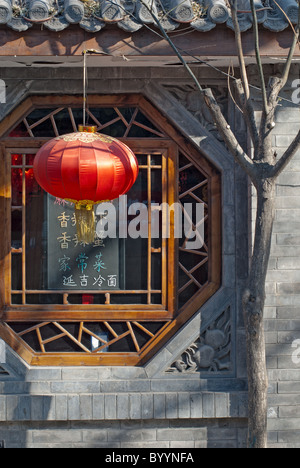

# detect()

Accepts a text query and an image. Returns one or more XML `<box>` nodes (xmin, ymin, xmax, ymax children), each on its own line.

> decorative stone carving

<box><xmin>7</xmin><ymin>16</ymin><xmax>32</xmax><ymax>30</ymax></box>
<box><xmin>0</xmin><ymin>365</ymin><xmax>9</xmax><ymax>376</ymax></box>
<box><xmin>0</xmin><ymin>0</ymin><xmax>12</xmax><ymax>24</ymax></box>
<box><xmin>167</xmin><ymin>306</ymin><xmax>231</xmax><ymax>373</ymax></box>
<box><xmin>136</xmin><ymin>0</ymin><xmax>157</xmax><ymax>23</ymax></box>
<box><xmin>45</xmin><ymin>16</ymin><xmax>70</xmax><ymax>31</ymax></box>
<box><xmin>206</xmin><ymin>0</ymin><xmax>229</xmax><ymax>24</ymax></box>
<box><xmin>80</xmin><ymin>15</ymin><xmax>105</xmax><ymax>32</ymax></box>
<box><xmin>157</xmin><ymin>15</ymin><xmax>178</xmax><ymax>31</ymax></box>
<box><xmin>191</xmin><ymin>17</ymin><xmax>216</xmax><ymax>31</ymax></box>
<box><xmin>64</xmin><ymin>0</ymin><xmax>84</xmax><ymax>24</ymax></box>
<box><xmin>164</xmin><ymin>84</ymin><xmax>228</xmax><ymax>142</ymax></box>
<box><xmin>101</xmin><ymin>0</ymin><xmax>123</xmax><ymax>21</ymax></box>
<box><xmin>161</xmin><ymin>0</ymin><xmax>194</xmax><ymax>23</ymax></box>
<box><xmin>118</xmin><ymin>16</ymin><xmax>143</xmax><ymax>32</ymax></box>
<box><xmin>226</xmin><ymin>14</ymin><xmax>252</xmax><ymax>32</ymax></box>
<box><xmin>29</xmin><ymin>0</ymin><xmax>50</xmax><ymax>20</ymax></box>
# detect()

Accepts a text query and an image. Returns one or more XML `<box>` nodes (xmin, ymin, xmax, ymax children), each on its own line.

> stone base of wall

<box><xmin>0</xmin><ymin>418</ymin><xmax>248</xmax><ymax>448</ymax></box>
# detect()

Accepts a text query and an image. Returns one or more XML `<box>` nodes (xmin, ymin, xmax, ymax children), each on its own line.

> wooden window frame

<box><xmin>0</xmin><ymin>94</ymin><xmax>222</xmax><ymax>366</ymax></box>
<box><xmin>1</xmin><ymin>139</ymin><xmax>177</xmax><ymax>322</ymax></box>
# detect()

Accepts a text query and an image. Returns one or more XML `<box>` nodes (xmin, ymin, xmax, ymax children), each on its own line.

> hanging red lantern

<box><xmin>33</xmin><ymin>130</ymin><xmax>139</xmax><ymax>242</ymax></box>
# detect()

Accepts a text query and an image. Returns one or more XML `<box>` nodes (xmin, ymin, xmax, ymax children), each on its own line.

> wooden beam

<box><xmin>0</xmin><ymin>25</ymin><xmax>298</xmax><ymax>57</ymax></box>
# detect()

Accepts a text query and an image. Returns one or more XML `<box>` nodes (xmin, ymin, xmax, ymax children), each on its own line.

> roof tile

<box><xmin>0</xmin><ymin>0</ymin><xmax>297</xmax><ymax>33</ymax></box>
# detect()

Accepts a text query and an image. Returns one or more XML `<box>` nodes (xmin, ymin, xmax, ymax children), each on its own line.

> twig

<box><xmin>229</xmin><ymin>0</ymin><xmax>259</xmax><ymax>153</ymax></box>
<box><xmin>250</xmin><ymin>0</ymin><xmax>268</xmax><ymax>115</ymax></box>
<box><xmin>272</xmin><ymin>130</ymin><xmax>300</xmax><ymax>177</ymax></box>
<box><xmin>280</xmin><ymin>2</ymin><xmax>300</xmax><ymax>88</ymax></box>
<box><xmin>138</xmin><ymin>0</ymin><xmax>203</xmax><ymax>94</ymax></box>
<box><xmin>272</xmin><ymin>0</ymin><xmax>300</xmax><ymax>49</ymax></box>
<box><xmin>229</xmin><ymin>0</ymin><xmax>251</xmax><ymax>102</ymax></box>
<box><xmin>227</xmin><ymin>65</ymin><xmax>243</xmax><ymax>115</ymax></box>
<box><xmin>203</xmin><ymin>88</ymin><xmax>256</xmax><ymax>180</ymax></box>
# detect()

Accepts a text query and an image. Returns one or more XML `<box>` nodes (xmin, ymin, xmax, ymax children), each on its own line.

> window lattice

<box><xmin>0</xmin><ymin>97</ymin><xmax>220</xmax><ymax>365</ymax></box>
<box><xmin>9</xmin><ymin>106</ymin><xmax>166</xmax><ymax>139</ymax></box>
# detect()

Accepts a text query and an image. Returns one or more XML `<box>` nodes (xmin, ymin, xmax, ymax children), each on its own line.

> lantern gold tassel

<box><xmin>75</xmin><ymin>202</ymin><xmax>95</xmax><ymax>244</ymax></box>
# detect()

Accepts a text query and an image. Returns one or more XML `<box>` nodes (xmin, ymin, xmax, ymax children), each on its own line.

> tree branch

<box><xmin>272</xmin><ymin>130</ymin><xmax>300</xmax><ymax>177</ymax></box>
<box><xmin>203</xmin><ymin>88</ymin><xmax>256</xmax><ymax>179</ymax></box>
<box><xmin>229</xmin><ymin>0</ymin><xmax>251</xmax><ymax>102</ymax></box>
<box><xmin>136</xmin><ymin>0</ymin><xmax>258</xmax><ymax>180</ymax></box>
<box><xmin>229</xmin><ymin>1</ymin><xmax>259</xmax><ymax>155</ymax></box>
<box><xmin>280</xmin><ymin>3</ymin><xmax>300</xmax><ymax>89</ymax></box>
<box><xmin>266</xmin><ymin>3</ymin><xmax>300</xmax><ymax>104</ymax></box>
<box><xmin>137</xmin><ymin>0</ymin><xmax>203</xmax><ymax>95</ymax></box>
<box><xmin>250</xmin><ymin>0</ymin><xmax>268</xmax><ymax>115</ymax></box>
<box><xmin>233</xmin><ymin>79</ymin><xmax>259</xmax><ymax>155</ymax></box>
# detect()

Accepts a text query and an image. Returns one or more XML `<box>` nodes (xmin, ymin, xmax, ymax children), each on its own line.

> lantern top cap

<box><xmin>55</xmin><ymin>132</ymin><xmax>117</xmax><ymax>144</ymax></box>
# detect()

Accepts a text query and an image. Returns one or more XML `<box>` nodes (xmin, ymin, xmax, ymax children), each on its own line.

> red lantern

<box><xmin>33</xmin><ymin>131</ymin><xmax>139</xmax><ymax>242</ymax></box>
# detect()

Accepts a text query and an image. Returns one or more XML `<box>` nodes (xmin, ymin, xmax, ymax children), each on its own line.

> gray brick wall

<box><xmin>262</xmin><ymin>81</ymin><xmax>300</xmax><ymax>448</ymax></box>
<box><xmin>0</xmin><ymin>419</ymin><xmax>248</xmax><ymax>448</ymax></box>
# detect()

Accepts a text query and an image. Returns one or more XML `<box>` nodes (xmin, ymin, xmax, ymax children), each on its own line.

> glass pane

<box><xmin>151</xmin><ymin>294</ymin><xmax>162</xmax><ymax>304</ymax></box>
<box><xmin>26</xmin><ymin>154</ymin><xmax>35</xmax><ymax>166</ymax></box>
<box><xmin>101</xmin><ymin>120</ymin><xmax>127</xmax><ymax>138</ymax></box>
<box><xmin>89</xmin><ymin>107</ymin><xmax>119</xmax><ymax>126</ymax></box>
<box><xmin>12</xmin><ymin>154</ymin><xmax>22</xmax><ymax>166</ymax></box>
<box><xmin>26</xmin><ymin>294</ymin><xmax>63</xmax><ymax>305</ymax></box>
<box><xmin>179</xmin><ymin>282</ymin><xmax>199</xmax><ymax>309</ymax></box>
<box><xmin>67</xmin><ymin>294</ymin><xmax>106</xmax><ymax>305</ymax></box>
<box><xmin>11</xmin><ymin>255</ymin><xmax>22</xmax><ymax>290</ymax></box>
<box><xmin>118</xmin><ymin>107</ymin><xmax>136</xmax><ymax>123</ymax></box>
<box><xmin>151</xmin><ymin>155</ymin><xmax>162</xmax><ymax>166</ymax></box>
<box><xmin>70</xmin><ymin>108</ymin><xmax>83</xmax><ymax>128</ymax></box>
<box><xmin>134</xmin><ymin>110</ymin><xmax>162</xmax><ymax>132</ymax></box>
<box><xmin>26</xmin><ymin>108</ymin><xmax>56</xmax><ymax>127</ymax></box>
<box><xmin>124</xmin><ymin>237</ymin><xmax>148</xmax><ymax>290</ymax></box>
<box><xmin>110</xmin><ymin>294</ymin><xmax>148</xmax><ymax>305</ymax></box>
<box><xmin>123</xmin><ymin>168</ymin><xmax>148</xmax><ymax>290</ymax></box>
<box><xmin>32</xmin><ymin>121</ymin><xmax>56</xmax><ymax>138</ymax></box>
<box><xmin>10</xmin><ymin>149</ymin><xmax>164</xmax><ymax>307</ymax></box>
<box><xmin>53</xmin><ymin>108</ymin><xmax>75</xmax><ymax>135</ymax></box>
<box><xmin>11</xmin><ymin>168</ymin><xmax>23</xmax><ymax>206</ymax></box>
<box><xmin>26</xmin><ymin>181</ymin><xmax>47</xmax><ymax>290</ymax></box>
<box><xmin>11</xmin><ymin>294</ymin><xmax>22</xmax><ymax>304</ymax></box>
<box><xmin>8</xmin><ymin>121</ymin><xmax>29</xmax><ymax>138</ymax></box>
<box><xmin>128</xmin><ymin>125</ymin><xmax>157</xmax><ymax>138</ymax></box>
<box><xmin>151</xmin><ymin>255</ymin><xmax>162</xmax><ymax>290</ymax></box>
<box><xmin>11</xmin><ymin>210</ymin><xmax>22</xmax><ymax>250</ymax></box>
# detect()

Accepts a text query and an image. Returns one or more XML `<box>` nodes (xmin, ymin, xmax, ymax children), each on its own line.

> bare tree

<box><xmin>139</xmin><ymin>0</ymin><xmax>300</xmax><ymax>448</ymax></box>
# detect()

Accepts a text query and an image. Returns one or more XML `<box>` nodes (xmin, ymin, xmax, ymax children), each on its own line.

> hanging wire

<box><xmin>98</xmin><ymin>0</ymin><xmax>300</xmax><ymax>108</ymax></box>
<box><xmin>82</xmin><ymin>48</ymin><xmax>112</xmax><ymax>127</ymax></box>
<box><xmin>83</xmin><ymin>50</ymin><xmax>87</xmax><ymax>127</ymax></box>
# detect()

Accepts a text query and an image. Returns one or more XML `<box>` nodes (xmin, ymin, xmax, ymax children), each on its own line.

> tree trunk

<box><xmin>243</xmin><ymin>178</ymin><xmax>275</xmax><ymax>448</ymax></box>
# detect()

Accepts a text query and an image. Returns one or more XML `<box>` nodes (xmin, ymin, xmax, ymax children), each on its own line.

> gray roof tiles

<box><xmin>0</xmin><ymin>0</ymin><xmax>298</xmax><ymax>33</ymax></box>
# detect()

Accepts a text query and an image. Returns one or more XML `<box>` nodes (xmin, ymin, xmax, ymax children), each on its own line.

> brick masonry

<box><xmin>0</xmin><ymin>419</ymin><xmax>248</xmax><ymax>449</ymax></box>
<box><xmin>263</xmin><ymin>78</ymin><xmax>300</xmax><ymax>448</ymax></box>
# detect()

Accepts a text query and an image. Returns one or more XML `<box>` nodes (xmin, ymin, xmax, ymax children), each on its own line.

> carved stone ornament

<box><xmin>0</xmin><ymin>0</ymin><xmax>12</xmax><ymax>24</ymax></box>
<box><xmin>0</xmin><ymin>365</ymin><xmax>9</xmax><ymax>376</ymax></box>
<box><xmin>29</xmin><ymin>0</ymin><xmax>50</xmax><ymax>21</ymax></box>
<box><xmin>64</xmin><ymin>0</ymin><xmax>85</xmax><ymax>24</ymax></box>
<box><xmin>163</xmin><ymin>84</ymin><xmax>228</xmax><ymax>142</ymax></box>
<box><xmin>166</xmin><ymin>306</ymin><xmax>231</xmax><ymax>373</ymax></box>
